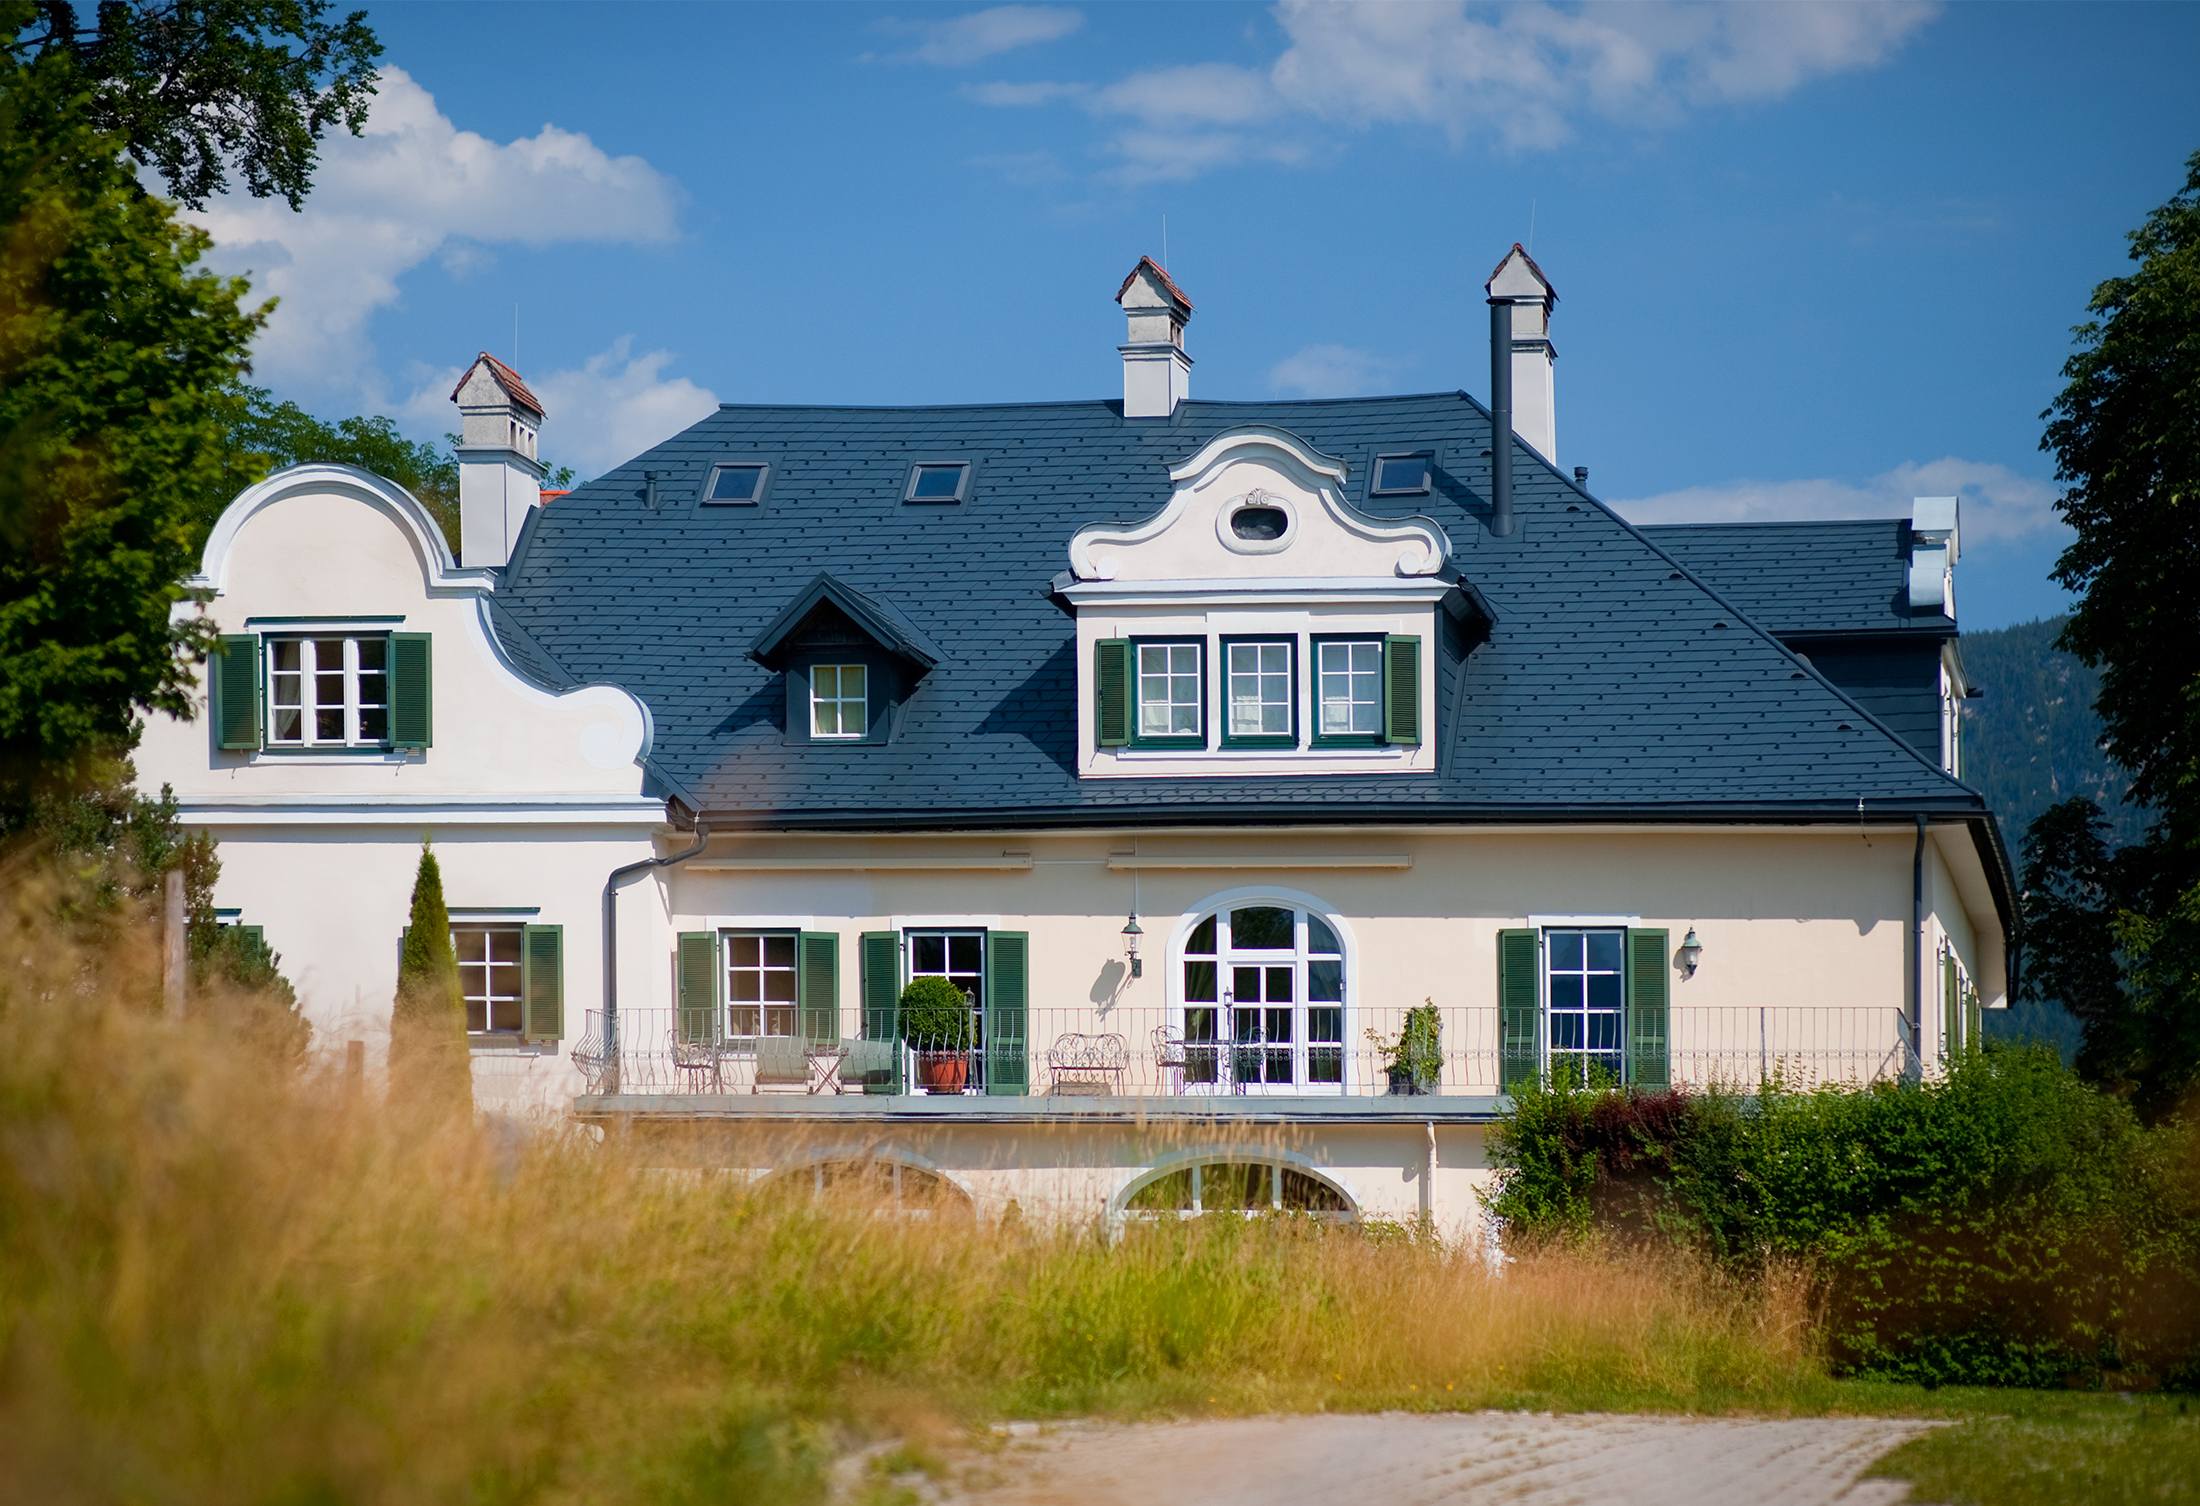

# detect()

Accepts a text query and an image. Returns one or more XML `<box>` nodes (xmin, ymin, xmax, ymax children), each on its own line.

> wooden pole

<box><xmin>162</xmin><ymin>868</ymin><xmax>187</xmax><ymax>1019</ymax></box>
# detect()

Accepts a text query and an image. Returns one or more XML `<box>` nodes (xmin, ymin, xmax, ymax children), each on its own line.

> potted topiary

<box><xmin>899</xmin><ymin>976</ymin><xmax>975</xmax><ymax>1093</ymax></box>
<box><xmin>1368</xmin><ymin>999</ymin><xmax>1442</xmax><ymax>1095</ymax></box>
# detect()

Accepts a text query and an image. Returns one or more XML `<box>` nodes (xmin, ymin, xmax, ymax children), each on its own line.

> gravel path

<box><xmin>942</xmin><ymin>1412</ymin><xmax>1942</xmax><ymax>1506</ymax></box>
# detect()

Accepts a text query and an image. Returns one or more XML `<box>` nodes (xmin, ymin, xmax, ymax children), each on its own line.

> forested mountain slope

<box><xmin>1957</xmin><ymin>614</ymin><xmax>2136</xmax><ymax>1058</ymax></box>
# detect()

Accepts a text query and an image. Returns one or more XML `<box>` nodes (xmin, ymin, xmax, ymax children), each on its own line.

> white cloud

<box><xmin>969</xmin><ymin>0</ymin><xmax>1936</xmax><ymax>180</ymax></box>
<box><xmin>398</xmin><ymin>338</ymin><xmax>719</xmax><ymax>481</ymax></box>
<box><xmin>1269</xmin><ymin>344</ymin><xmax>1411</xmax><ymax>398</ymax></box>
<box><xmin>185</xmin><ymin>68</ymin><xmax>683</xmax><ymax>401</ymax></box>
<box><xmin>879</xmin><ymin>5</ymin><xmax>1083</xmax><ymax>66</ymax></box>
<box><xmin>960</xmin><ymin>79</ymin><xmax>1088</xmax><ymax>106</ymax></box>
<box><xmin>1609</xmin><ymin>457</ymin><xmax>2063</xmax><ymax>545</ymax></box>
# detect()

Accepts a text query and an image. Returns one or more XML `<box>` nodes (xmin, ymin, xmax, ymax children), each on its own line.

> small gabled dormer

<box><xmin>1059</xmin><ymin>426</ymin><xmax>1485</xmax><ymax>779</ymax></box>
<box><xmin>749</xmin><ymin>574</ymin><xmax>942</xmax><ymax>746</ymax></box>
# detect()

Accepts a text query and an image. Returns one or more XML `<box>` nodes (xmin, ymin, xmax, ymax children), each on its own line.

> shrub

<box><xmin>1483</xmin><ymin>1045</ymin><xmax>2200</xmax><ymax>1386</ymax></box>
<box><xmin>899</xmin><ymin>975</ymin><xmax>973</xmax><ymax>1049</ymax></box>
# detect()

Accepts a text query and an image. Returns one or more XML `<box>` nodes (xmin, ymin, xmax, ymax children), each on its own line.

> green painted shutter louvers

<box><xmin>1498</xmin><ymin>928</ymin><xmax>1540</xmax><ymax>1093</ymax></box>
<box><xmin>389</xmin><ymin>633</ymin><xmax>433</xmax><ymax>748</ymax></box>
<box><xmin>1095</xmin><ymin>639</ymin><xmax>1131</xmax><ymax>747</ymax></box>
<box><xmin>985</xmin><ymin>931</ymin><xmax>1030</xmax><ymax>1096</ymax></box>
<box><xmin>1383</xmin><ymin>635</ymin><xmax>1422</xmax><ymax>745</ymax></box>
<box><xmin>522</xmin><ymin>924</ymin><xmax>563</xmax><ymax>1042</ymax></box>
<box><xmin>799</xmin><ymin>931</ymin><xmax>839</xmax><ymax>1044</ymax></box>
<box><xmin>675</xmin><ymin>931</ymin><xmax>717</xmax><ymax>1044</ymax></box>
<box><xmin>214</xmin><ymin>634</ymin><xmax>261</xmax><ymax>749</ymax></box>
<box><xmin>859</xmin><ymin>931</ymin><xmax>901</xmax><ymax>1092</ymax></box>
<box><xmin>1627</xmin><ymin>928</ymin><xmax>1670</xmax><ymax>1088</ymax></box>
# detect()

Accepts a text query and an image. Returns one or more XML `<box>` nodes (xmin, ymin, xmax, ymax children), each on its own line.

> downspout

<box><xmin>1910</xmin><ymin>814</ymin><xmax>1926</xmax><ymax>1081</ymax></box>
<box><xmin>600</xmin><ymin>814</ymin><xmax>711</xmax><ymax>1094</ymax></box>
<box><xmin>1488</xmin><ymin>297</ymin><xmax>1515</xmax><ymax>538</ymax></box>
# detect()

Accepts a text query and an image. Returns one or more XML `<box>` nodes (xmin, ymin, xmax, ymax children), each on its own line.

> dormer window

<box><xmin>1315</xmin><ymin>638</ymin><xmax>1384</xmax><ymax>742</ymax></box>
<box><xmin>1136</xmin><ymin>640</ymin><xmax>1204</xmax><ymax>746</ymax></box>
<box><xmin>705</xmin><ymin>463</ymin><xmax>768</xmax><ymax>505</ymax></box>
<box><xmin>1371</xmin><ymin>453</ymin><xmax>1432</xmax><ymax>497</ymax></box>
<box><xmin>905</xmin><ymin>462</ymin><xmax>970</xmax><ymax>504</ymax></box>
<box><xmin>810</xmin><ymin>665</ymin><xmax>869</xmax><ymax>739</ymax></box>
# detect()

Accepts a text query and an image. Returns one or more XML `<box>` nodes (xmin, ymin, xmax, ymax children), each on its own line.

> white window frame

<box><xmin>1315</xmin><ymin>638</ymin><xmax>1383</xmax><ymax>739</ymax></box>
<box><xmin>723</xmin><ymin>929</ymin><xmax>800</xmax><ymax>1041</ymax></box>
<box><xmin>1225</xmin><ymin>639</ymin><xmax>1294</xmax><ymax>741</ymax></box>
<box><xmin>265</xmin><ymin>633</ymin><xmax>390</xmax><ymax>748</ymax></box>
<box><xmin>1543</xmin><ymin>926</ymin><xmax>1627</xmax><ymax>1086</ymax></box>
<box><xmin>1136</xmin><ymin>640</ymin><xmax>1204</xmax><ymax>741</ymax></box>
<box><xmin>810</xmin><ymin>663</ymin><xmax>868</xmax><ymax>739</ymax></box>
<box><xmin>452</xmin><ymin>922</ymin><xmax>524</xmax><ymax>1035</ymax></box>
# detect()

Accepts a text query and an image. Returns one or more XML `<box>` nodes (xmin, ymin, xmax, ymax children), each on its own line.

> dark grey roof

<box><xmin>483</xmin><ymin>594</ymin><xmax>574</xmax><ymax>692</ymax></box>
<box><xmin>750</xmin><ymin>572</ymin><xmax>945</xmax><ymax>671</ymax></box>
<box><xmin>1643</xmin><ymin>519</ymin><xmax>1941</xmax><ymax>638</ymax></box>
<box><xmin>497</xmin><ymin>392</ymin><xmax>1987</xmax><ymax>832</ymax></box>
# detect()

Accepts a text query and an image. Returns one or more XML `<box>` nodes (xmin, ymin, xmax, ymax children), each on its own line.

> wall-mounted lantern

<box><xmin>1678</xmin><ymin>928</ymin><xmax>1704</xmax><ymax>979</ymax></box>
<box><xmin>1122</xmin><ymin>914</ymin><xmax>1144</xmax><ymax>978</ymax></box>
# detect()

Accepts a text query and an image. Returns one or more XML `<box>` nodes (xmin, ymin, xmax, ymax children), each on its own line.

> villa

<box><xmin>139</xmin><ymin>247</ymin><xmax>2012</xmax><ymax>1226</ymax></box>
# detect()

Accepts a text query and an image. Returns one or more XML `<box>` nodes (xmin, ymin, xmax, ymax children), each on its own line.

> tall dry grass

<box><xmin>0</xmin><ymin>866</ymin><xmax>1835</xmax><ymax>1506</ymax></box>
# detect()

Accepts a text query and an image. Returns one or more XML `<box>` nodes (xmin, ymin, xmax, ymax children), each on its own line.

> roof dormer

<box><xmin>750</xmin><ymin>573</ymin><xmax>942</xmax><ymax>747</ymax></box>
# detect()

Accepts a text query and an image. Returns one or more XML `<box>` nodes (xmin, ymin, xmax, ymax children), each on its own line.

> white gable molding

<box><xmin>183</xmin><ymin>461</ymin><xmax>657</xmax><ymax>777</ymax></box>
<box><xmin>190</xmin><ymin>463</ymin><xmax>493</xmax><ymax>597</ymax></box>
<box><xmin>1067</xmin><ymin>425</ymin><xmax>1450</xmax><ymax>582</ymax></box>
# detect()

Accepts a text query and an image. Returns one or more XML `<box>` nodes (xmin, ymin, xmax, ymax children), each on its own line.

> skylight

<box><xmin>905</xmin><ymin>462</ymin><xmax>970</xmax><ymax>503</ymax></box>
<box><xmin>704</xmin><ymin>463</ymin><xmax>767</xmax><ymax>505</ymax></box>
<box><xmin>1372</xmin><ymin>454</ymin><xmax>1432</xmax><ymax>496</ymax></box>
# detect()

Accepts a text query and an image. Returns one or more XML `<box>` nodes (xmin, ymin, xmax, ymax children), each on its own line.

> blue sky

<box><xmin>187</xmin><ymin>1</ymin><xmax>2200</xmax><ymax>631</ymax></box>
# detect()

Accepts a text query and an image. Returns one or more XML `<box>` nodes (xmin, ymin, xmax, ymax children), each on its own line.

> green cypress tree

<box><xmin>390</xmin><ymin>841</ymin><xmax>469</xmax><ymax>1114</ymax></box>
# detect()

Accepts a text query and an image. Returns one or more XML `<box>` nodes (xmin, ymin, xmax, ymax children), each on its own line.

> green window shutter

<box><xmin>1095</xmin><ymin>638</ymin><xmax>1132</xmax><ymax>747</ymax></box>
<box><xmin>676</xmin><ymin>931</ymin><xmax>718</xmax><ymax>1044</ymax></box>
<box><xmin>799</xmin><ymin>931</ymin><xmax>839</xmax><ymax>1044</ymax></box>
<box><xmin>1626</xmin><ymin>929</ymin><xmax>1670</xmax><ymax>1088</ymax></box>
<box><xmin>213</xmin><ymin>634</ymin><xmax>262</xmax><ymax>749</ymax></box>
<box><xmin>1965</xmin><ymin>980</ymin><xmax>1982</xmax><ymax>1055</ymax></box>
<box><xmin>985</xmin><ymin>931</ymin><xmax>1030</xmax><ymax>1097</ymax></box>
<box><xmin>1943</xmin><ymin>951</ymin><xmax>1959</xmax><ymax>1060</ymax></box>
<box><xmin>239</xmin><ymin>924</ymin><xmax>265</xmax><ymax>956</ymax></box>
<box><xmin>1383</xmin><ymin>634</ymin><xmax>1422</xmax><ymax>745</ymax></box>
<box><xmin>399</xmin><ymin>926</ymin><xmax>409</xmax><ymax>977</ymax></box>
<box><xmin>859</xmin><ymin>931</ymin><xmax>901</xmax><ymax>1092</ymax></box>
<box><xmin>522</xmin><ymin>924</ymin><xmax>564</xmax><ymax>1042</ymax></box>
<box><xmin>1498</xmin><ymin>928</ymin><xmax>1540</xmax><ymax>1093</ymax></box>
<box><xmin>389</xmin><ymin>633</ymin><xmax>433</xmax><ymax>748</ymax></box>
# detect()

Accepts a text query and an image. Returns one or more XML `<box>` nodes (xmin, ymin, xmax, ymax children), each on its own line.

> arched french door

<box><xmin>1172</xmin><ymin>891</ymin><xmax>1352</xmax><ymax>1094</ymax></box>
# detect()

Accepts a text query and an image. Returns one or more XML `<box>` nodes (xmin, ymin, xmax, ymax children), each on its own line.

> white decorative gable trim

<box><xmin>189</xmin><ymin>463</ymin><xmax>496</xmax><ymax>597</ymax></box>
<box><xmin>1067</xmin><ymin>426</ymin><xmax>1449</xmax><ymax>586</ymax></box>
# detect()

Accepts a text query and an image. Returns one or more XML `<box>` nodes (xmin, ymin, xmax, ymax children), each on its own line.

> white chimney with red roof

<box><xmin>451</xmin><ymin>352</ymin><xmax>547</xmax><ymax>567</ymax></box>
<box><xmin>1484</xmin><ymin>244</ymin><xmax>1557</xmax><ymax>465</ymax></box>
<box><xmin>1116</xmin><ymin>256</ymin><xmax>1193</xmax><ymax>419</ymax></box>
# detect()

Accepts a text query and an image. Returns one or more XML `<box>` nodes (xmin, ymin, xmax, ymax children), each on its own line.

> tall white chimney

<box><xmin>1116</xmin><ymin>256</ymin><xmax>1193</xmax><ymax>418</ymax></box>
<box><xmin>451</xmin><ymin>352</ymin><xmax>547</xmax><ymax>567</ymax></box>
<box><xmin>1484</xmin><ymin>244</ymin><xmax>1557</xmax><ymax>465</ymax></box>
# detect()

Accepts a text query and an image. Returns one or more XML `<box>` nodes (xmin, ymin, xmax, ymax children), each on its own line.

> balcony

<box><xmin>569</xmin><ymin>1002</ymin><xmax>1920</xmax><ymax>1120</ymax></box>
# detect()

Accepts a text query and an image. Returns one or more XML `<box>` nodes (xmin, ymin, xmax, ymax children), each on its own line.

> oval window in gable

<box><xmin>1230</xmin><ymin>505</ymin><xmax>1288</xmax><ymax>541</ymax></box>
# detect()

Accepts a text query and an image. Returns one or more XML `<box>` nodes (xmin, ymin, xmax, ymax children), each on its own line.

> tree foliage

<box><xmin>2045</xmin><ymin>150</ymin><xmax>2200</xmax><ymax>834</ymax></box>
<box><xmin>0</xmin><ymin>51</ymin><xmax>264</xmax><ymax>819</ymax></box>
<box><xmin>222</xmin><ymin>387</ymin><xmax>461</xmax><ymax>546</ymax></box>
<box><xmin>2021</xmin><ymin>151</ymin><xmax>2200</xmax><ymax>1114</ymax></box>
<box><xmin>389</xmin><ymin>843</ymin><xmax>469</xmax><ymax>1113</ymax></box>
<box><xmin>5</xmin><ymin>0</ymin><xmax>380</xmax><ymax>209</ymax></box>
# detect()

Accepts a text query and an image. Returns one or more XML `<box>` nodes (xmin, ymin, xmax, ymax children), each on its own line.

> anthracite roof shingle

<box><xmin>495</xmin><ymin>391</ymin><xmax>1987</xmax><ymax>832</ymax></box>
<box><xmin>1643</xmin><ymin>519</ymin><xmax>1936</xmax><ymax>638</ymax></box>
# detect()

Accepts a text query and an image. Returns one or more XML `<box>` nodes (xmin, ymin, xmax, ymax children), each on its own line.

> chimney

<box><xmin>1484</xmin><ymin>244</ymin><xmax>1558</xmax><ymax>464</ymax></box>
<box><xmin>450</xmin><ymin>352</ymin><xmax>548</xmax><ymax>567</ymax></box>
<box><xmin>1908</xmin><ymin>496</ymin><xmax>1960</xmax><ymax>617</ymax></box>
<box><xmin>1115</xmin><ymin>256</ymin><xmax>1193</xmax><ymax>418</ymax></box>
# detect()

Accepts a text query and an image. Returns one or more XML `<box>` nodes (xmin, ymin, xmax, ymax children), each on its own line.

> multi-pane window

<box><xmin>1180</xmin><ymin>906</ymin><xmax>1345</xmax><ymax>1090</ymax></box>
<box><xmin>1547</xmin><ymin>928</ymin><xmax>1625</xmax><ymax>1084</ymax></box>
<box><xmin>1138</xmin><ymin>642</ymin><xmax>1202</xmax><ymax>740</ymax></box>
<box><xmin>268</xmin><ymin>636</ymin><xmax>388</xmax><ymax>747</ymax></box>
<box><xmin>453</xmin><ymin>924</ymin><xmax>523</xmax><ymax>1034</ymax></box>
<box><xmin>1227</xmin><ymin>641</ymin><xmax>1292</xmax><ymax>740</ymax></box>
<box><xmin>1317</xmin><ymin>640</ymin><xmax>1382</xmax><ymax>737</ymax></box>
<box><xmin>726</xmin><ymin>932</ymin><xmax>798</xmax><ymax>1038</ymax></box>
<box><xmin>811</xmin><ymin>664</ymin><xmax>867</xmax><ymax>738</ymax></box>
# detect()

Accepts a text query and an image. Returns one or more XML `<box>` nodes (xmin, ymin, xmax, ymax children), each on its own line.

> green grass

<box><xmin>1857</xmin><ymin>1387</ymin><xmax>2200</xmax><ymax>1504</ymax></box>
